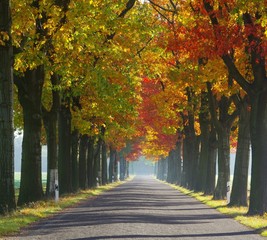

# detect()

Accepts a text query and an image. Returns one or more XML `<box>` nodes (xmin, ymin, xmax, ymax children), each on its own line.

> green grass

<box><xmin>0</xmin><ymin>181</ymin><xmax>124</xmax><ymax>238</ymax></box>
<box><xmin>164</xmin><ymin>182</ymin><xmax>267</xmax><ymax>237</ymax></box>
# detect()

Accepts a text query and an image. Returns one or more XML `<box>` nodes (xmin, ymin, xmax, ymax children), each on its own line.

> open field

<box><xmin>14</xmin><ymin>172</ymin><xmax>47</xmax><ymax>189</ymax></box>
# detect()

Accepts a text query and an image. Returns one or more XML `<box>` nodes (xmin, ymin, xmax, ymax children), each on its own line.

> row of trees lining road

<box><xmin>0</xmin><ymin>0</ymin><xmax>266</xmax><ymax>217</ymax></box>
<box><xmin>140</xmin><ymin>0</ymin><xmax>266</xmax><ymax>216</ymax></box>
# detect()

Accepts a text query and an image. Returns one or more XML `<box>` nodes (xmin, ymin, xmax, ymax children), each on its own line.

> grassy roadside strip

<box><xmin>0</xmin><ymin>180</ymin><xmax>127</xmax><ymax>238</ymax></box>
<box><xmin>164</xmin><ymin>182</ymin><xmax>267</xmax><ymax>237</ymax></box>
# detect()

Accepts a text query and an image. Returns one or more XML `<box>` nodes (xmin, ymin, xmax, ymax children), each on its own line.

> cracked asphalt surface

<box><xmin>3</xmin><ymin>176</ymin><xmax>265</xmax><ymax>240</ymax></box>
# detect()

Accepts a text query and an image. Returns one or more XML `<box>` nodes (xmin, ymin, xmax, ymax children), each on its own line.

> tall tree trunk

<box><xmin>207</xmin><ymin>83</ymin><xmax>237</xmax><ymax>199</ymax></box>
<box><xmin>79</xmin><ymin>134</ymin><xmax>88</xmax><ymax>189</ymax></box>
<box><xmin>157</xmin><ymin>158</ymin><xmax>167</xmax><ymax>181</ymax></box>
<box><xmin>166</xmin><ymin>151</ymin><xmax>173</xmax><ymax>183</ymax></box>
<box><xmin>42</xmin><ymin>74</ymin><xmax>60</xmax><ymax>197</ymax></box>
<box><xmin>0</xmin><ymin>0</ymin><xmax>16</xmax><ymax>213</ymax></box>
<box><xmin>249</xmin><ymin>89</ymin><xmax>267</xmax><ymax>215</ymax></box>
<box><xmin>214</xmin><ymin>127</ymin><xmax>230</xmax><ymax>199</ymax></box>
<box><xmin>183</xmin><ymin>124</ymin><xmax>198</xmax><ymax>189</ymax></box>
<box><xmin>175</xmin><ymin>139</ymin><xmax>182</xmax><ymax>185</ymax></box>
<box><xmin>101</xmin><ymin>141</ymin><xmax>108</xmax><ymax>185</ymax></box>
<box><xmin>93</xmin><ymin>138</ymin><xmax>101</xmax><ymax>186</ymax></box>
<box><xmin>167</xmin><ymin>150</ymin><xmax>178</xmax><ymax>184</ymax></box>
<box><xmin>16</xmin><ymin>67</ymin><xmax>44</xmax><ymax>206</ymax></box>
<box><xmin>125</xmin><ymin>161</ymin><xmax>129</xmax><ymax>178</ymax></box>
<box><xmin>204</xmin><ymin>126</ymin><xmax>217</xmax><ymax>195</ymax></box>
<box><xmin>114</xmin><ymin>151</ymin><xmax>119</xmax><ymax>181</ymax></box>
<box><xmin>182</xmin><ymin>88</ymin><xmax>199</xmax><ymax>190</ymax></box>
<box><xmin>109</xmin><ymin>146</ymin><xmax>116</xmax><ymax>182</ymax></box>
<box><xmin>230</xmin><ymin>97</ymin><xmax>250</xmax><ymax>206</ymax></box>
<box><xmin>87</xmin><ymin>136</ymin><xmax>95</xmax><ymax>188</ymax></box>
<box><xmin>203</xmin><ymin>0</ymin><xmax>267</xmax><ymax>215</ymax></box>
<box><xmin>71</xmin><ymin>129</ymin><xmax>79</xmax><ymax>192</ymax></box>
<box><xmin>58</xmin><ymin>100</ymin><xmax>72</xmax><ymax>194</ymax></box>
<box><xmin>43</xmin><ymin>110</ymin><xmax>57</xmax><ymax>197</ymax></box>
<box><xmin>119</xmin><ymin>153</ymin><xmax>126</xmax><ymax>181</ymax></box>
<box><xmin>42</xmin><ymin>0</ymin><xmax>69</xmax><ymax>196</ymax></box>
<box><xmin>196</xmin><ymin>92</ymin><xmax>210</xmax><ymax>192</ymax></box>
<box><xmin>157</xmin><ymin>159</ymin><xmax>163</xmax><ymax>180</ymax></box>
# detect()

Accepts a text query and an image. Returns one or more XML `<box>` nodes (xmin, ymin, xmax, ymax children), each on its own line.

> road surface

<box><xmin>3</xmin><ymin>176</ymin><xmax>264</xmax><ymax>240</ymax></box>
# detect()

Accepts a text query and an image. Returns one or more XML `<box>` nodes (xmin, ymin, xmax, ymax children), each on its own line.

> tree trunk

<box><xmin>175</xmin><ymin>139</ymin><xmax>182</xmax><ymax>185</ymax></box>
<box><xmin>203</xmin><ymin>2</ymin><xmax>267</xmax><ymax>215</ymax></box>
<box><xmin>87</xmin><ymin>137</ymin><xmax>95</xmax><ymax>188</ymax></box>
<box><xmin>58</xmin><ymin>100</ymin><xmax>72</xmax><ymax>194</ymax></box>
<box><xmin>214</xmin><ymin>127</ymin><xmax>230</xmax><ymax>199</ymax></box>
<box><xmin>109</xmin><ymin>146</ymin><xmax>116</xmax><ymax>182</ymax></box>
<box><xmin>125</xmin><ymin>161</ymin><xmax>129</xmax><ymax>178</ymax></box>
<box><xmin>79</xmin><ymin>134</ymin><xmax>88</xmax><ymax>189</ymax></box>
<box><xmin>182</xmin><ymin>88</ymin><xmax>199</xmax><ymax>190</ymax></box>
<box><xmin>167</xmin><ymin>150</ymin><xmax>177</xmax><ymax>184</ymax></box>
<box><xmin>119</xmin><ymin>153</ymin><xmax>126</xmax><ymax>181</ymax></box>
<box><xmin>213</xmin><ymin>97</ymin><xmax>232</xmax><ymax>200</ymax></box>
<box><xmin>43</xmin><ymin>110</ymin><xmax>57</xmax><ymax>197</ymax></box>
<box><xmin>157</xmin><ymin>158</ymin><xmax>167</xmax><ymax>181</ymax></box>
<box><xmin>230</xmin><ymin>97</ymin><xmax>250</xmax><ymax>206</ymax></box>
<box><xmin>42</xmin><ymin>73</ymin><xmax>60</xmax><ymax>197</ymax></box>
<box><xmin>0</xmin><ymin>0</ymin><xmax>16</xmax><ymax>213</ymax></box>
<box><xmin>207</xmin><ymin>83</ymin><xmax>237</xmax><ymax>200</ymax></box>
<box><xmin>101</xmin><ymin>141</ymin><xmax>108</xmax><ymax>185</ymax></box>
<box><xmin>114</xmin><ymin>151</ymin><xmax>119</xmax><ymax>181</ymax></box>
<box><xmin>204</xmin><ymin>126</ymin><xmax>217</xmax><ymax>195</ymax></box>
<box><xmin>71</xmin><ymin>129</ymin><xmax>79</xmax><ymax>192</ymax></box>
<box><xmin>93</xmin><ymin>138</ymin><xmax>101</xmax><ymax>186</ymax></box>
<box><xmin>196</xmin><ymin>92</ymin><xmax>210</xmax><ymax>192</ymax></box>
<box><xmin>183</xmin><ymin>124</ymin><xmax>198</xmax><ymax>189</ymax></box>
<box><xmin>248</xmin><ymin>89</ymin><xmax>267</xmax><ymax>215</ymax></box>
<box><xmin>17</xmin><ymin>67</ymin><xmax>44</xmax><ymax>206</ymax></box>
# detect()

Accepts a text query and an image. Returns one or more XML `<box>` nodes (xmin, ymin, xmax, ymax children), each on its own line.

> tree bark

<box><xmin>114</xmin><ymin>151</ymin><xmax>119</xmax><ymax>181</ymax></box>
<box><xmin>0</xmin><ymin>0</ymin><xmax>16</xmax><ymax>213</ymax></box>
<box><xmin>249</xmin><ymin>88</ymin><xmax>267</xmax><ymax>215</ymax></box>
<box><xmin>204</xmin><ymin>126</ymin><xmax>217</xmax><ymax>195</ymax></box>
<box><xmin>167</xmin><ymin>149</ymin><xmax>179</xmax><ymax>184</ymax></box>
<box><xmin>87</xmin><ymin>136</ymin><xmax>95</xmax><ymax>188</ymax></box>
<box><xmin>71</xmin><ymin>129</ymin><xmax>79</xmax><ymax>192</ymax></box>
<box><xmin>157</xmin><ymin>158</ymin><xmax>167</xmax><ymax>181</ymax></box>
<box><xmin>207</xmin><ymin>82</ymin><xmax>238</xmax><ymax>199</ymax></box>
<box><xmin>16</xmin><ymin>67</ymin><xmax>44</xmax><ymax>206</ymax></box>
<box><xmin>101</xmin><ymin>141</ymin><xmax>108</xmax><ymax>185</ymax></box>
<box><xmin>214</xmin><ymin>126</ymin><xmax>230</xmax><ymax>199</ymax></box>
<box><xmin>196</xmin><ymin>92</ymin><xmax>210</xmax><ymax>192</ymax></box>
<box><xmin>119</xmin><ymin>153</ymin><xmax>126</xmax><ymax>181</ymax></box>
<box><xmin>182</xmin><ymin>88</ymin><xmax>199</xmax><ymax>190</ymax></box>
<box><xmin>230</xmin><ymin>97</ymin><xmax>250</xmax><ymax>206</ymax></box>
<box><xmin>175</xmin><ymin>139</ymin><xmax>182</xmax><ymax>185</ymax></box>
<box><xmin>58</xmin><ymin>100</ymin><xmax>72</xmax><ymax>194</ymax></box>
<box><xmin>42</xmin><ymin>73</ymin><xmax>60</xmax><ymax>197</ymax></box>
<box><xmin>93</xmin><ymin>137</ymin><xmax>101</xmax><ymax>186</ymax></box>
<box><xmin>79</xmin><ymin>134</ymin><xmax>88</xmax><ymax>189</ymax></box>
<box><xmin>109</xmin><ymin>146</ymin><xmax>116</xmax><ymax>182</ymax></box>
<box><xmin>203</xmin><ymin>0</ymin><xmax>267</xmax><ymax>215</ymax></box>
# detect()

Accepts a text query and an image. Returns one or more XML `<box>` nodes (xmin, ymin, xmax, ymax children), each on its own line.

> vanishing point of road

<box><xmin>3</xmin><ymin>176</ymin><xmax>264</xmax><ymax>240</ymax></box>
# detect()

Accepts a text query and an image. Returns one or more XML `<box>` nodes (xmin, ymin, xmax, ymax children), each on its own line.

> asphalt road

<box><xmin>3</xmin><ymin>176</ymin><xmax>265</xmax><ymax>240</ymax></box>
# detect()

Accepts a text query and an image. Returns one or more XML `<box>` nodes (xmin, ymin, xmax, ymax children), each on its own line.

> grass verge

<box><xmin>165</xmin><ymin>182</ymin><xmax>267</xmax><ymax>237</ymax></box>
<box><xmin>0</xmin><ymin>181</ymin><xmax>124</xmax><ymax>238</ymax></box>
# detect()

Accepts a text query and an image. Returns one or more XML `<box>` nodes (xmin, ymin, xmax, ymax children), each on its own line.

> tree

<box><xmin>230</xmin><ymin>95</ymin><xmax>250</xmax><ymax>206</ymax></box>
<box><xmin>199</xmin><ymin>0</ymin><xmax>267</xmax><ymax>215</ymax></box>
<box><xmin>207</xmin><ymin>81</ymin><xmax>238</xmax><ymax>199</ymax></box>
<box><xmin>0</xmin><ymin>0</ymin><xmax>16</xmax><ymax>214</ymax></box>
